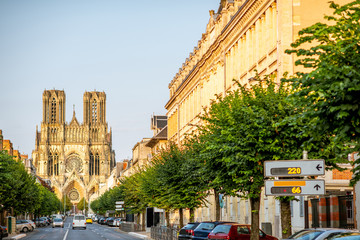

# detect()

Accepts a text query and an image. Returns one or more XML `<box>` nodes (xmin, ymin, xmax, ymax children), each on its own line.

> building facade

<box><xmin>32</xmin><ymin>90</ymin><xmax>116</xmax><ymax>208</ymax></box>
<box><xmin>165</xmin><ymin>0</ymin><xmax>353</xmax><ymax>235</ymax></box>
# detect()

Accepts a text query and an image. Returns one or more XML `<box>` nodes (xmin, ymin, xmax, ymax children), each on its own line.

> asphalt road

<box><xmin>21</xmin><ymin>217</ymin><xmax>142</xmax><ymax>240</ymax></box>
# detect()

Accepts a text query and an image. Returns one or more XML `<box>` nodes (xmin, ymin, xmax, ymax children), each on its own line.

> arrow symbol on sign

<box><xmin>316</xmin><ymin>164</ymin><xmax>322</xmax><ymax>171</ymax></box>
<box><xmin>314</xmin><ymin>184</ymin><xmax>321</xmax><ymax>191</ymax></box>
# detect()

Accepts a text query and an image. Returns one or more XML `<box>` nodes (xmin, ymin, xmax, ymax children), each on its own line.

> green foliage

<box><xmin>0</xmin><ymin>150</ymin><xmax>61</xmax><ymax>216</ymax></box>
<box><xmin>61</xmin><ymin>196</ymin><xmax>72</xmax><ymax>212</ymax></box>
<box><xmin>90</xmin><ymin>186</ymin><xmax>125</xmax><ymax>214</ymax></box>
<box><xmin>283</xmin><ymin>1</ymin><xmax>360</xmax><ymax>184</ymax></box>
<box><xmin>149</xmin><ymin>143</ymin><xmax>207</xmax><ymax>211</ymax></box>
<box><xmin>77</xmin><ymin>197</ymin><xmax>88</xmax><ymax>211</ymax></box>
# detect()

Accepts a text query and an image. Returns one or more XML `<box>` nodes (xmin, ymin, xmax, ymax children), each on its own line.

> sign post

<box><xmin>264</xmin><ymin>159</ymin><xmax>325</xmax><ymax>177</ymax></box>
<box><xmin>264</xmin><ymin>159</ymin><xmax>325</xmax><ymax>196</ymax></box>
<box><xmin>265</xmin><ymin>179</ymin><xmax>325</xmax><ymax>196</ymax></box>
<box><xmin>115</xmin><ymin>201</ymin><xmax>124</xmax><ymax>211</ymax></box>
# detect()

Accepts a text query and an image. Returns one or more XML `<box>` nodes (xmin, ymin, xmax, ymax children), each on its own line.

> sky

<box><xmin>0</xmin><ymin>0</ymin><xmax>220</xmax><ymax>160</ymax></box>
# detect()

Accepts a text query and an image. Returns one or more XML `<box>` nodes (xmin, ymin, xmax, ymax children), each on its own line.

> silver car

<box><xmin>52</xmin><ymin>218</ymin><xmax>64</xmax><ymax>228</ymax></box>
<box><xmin>16</xmin><ymin>220</ymin><xmax>33</xmax><ymax>233</ymax></box>
<box><xmin>287</xmin><ymin>229</ymin><xmax>359</xmax><ymax>240</ymax></box>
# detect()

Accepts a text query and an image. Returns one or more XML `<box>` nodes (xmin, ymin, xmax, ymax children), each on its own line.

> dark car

<box><xmin>99</xmin><ymin>217</ymin><xmax>107</xmax><ymax>225</ymax></box>
<box><xmin>178</xmin><ymin>222</ymin><xmax>200</xmax><ymax>240</ymax></box>
<box><xmin>208</xmin><ymin>223</ymin><xmax>278</xmax><ymax>240</ymax></box>
<box><xmin>106</xmin><ymin>217</ymin><xmax>115</xmax><ymax>226</ymax></box>
<box><xmin>0</xmin><ymin>225</ymin><xmax>9</xmax><ymax>239</ymax></box>
<box><xmin>193</xmin><ymin>221</ymin><xmax>234</xmax><ymax>240</ymax></box>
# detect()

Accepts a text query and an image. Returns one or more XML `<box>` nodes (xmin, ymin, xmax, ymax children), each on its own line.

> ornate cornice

<box><xmin>166</xmin><ymin>0</ymin><xmax>274</xmax><ymax>110</ymax></box>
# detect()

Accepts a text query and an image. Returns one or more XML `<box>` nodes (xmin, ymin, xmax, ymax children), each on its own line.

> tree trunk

<box><xmin>250</xmin><ymin>196</ymin><xmax>260</xmax><ymax>240</ymax></box>
<box><xmin>280</xmin><ymin>198</ymin><xmax>292</xmax><ymax>238</ymax></box>
<box><xmin>165</xmin><ymin>210</ymin><xmax>170</xmax><ymax>227</ymax></box>
<box><xmin>214</xmin><ymin>189</ymin><xmax>220</xmax><ymax>221</ymax></box>
<box><xmin>142</xmin><ymin>209</ymin><xmax>146</xmax><ymax>231</ymax></box>
<box><xmin>137</xmin><ymin>213</ymin><xmax>140</xmax><ymax>225</ymax></box>
<box><xmin>179</xmin><ymin>208</ymin><xmax>184</xmax><ymax>228</ymax></box>
<box><xmin>189</xmin><ymin>208</ymin><xmax>195</xmax><ymax>222</ymax></box>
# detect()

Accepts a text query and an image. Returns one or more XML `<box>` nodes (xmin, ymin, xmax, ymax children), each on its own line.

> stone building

<box><xmin>165</xmin><ymin>0</ymin><xmax>353</xmax><ymax>235</ymax></box>
<box><xmin>32</xmin><ymin>90</ymin><xmax>116</xmax><ymax>208</ymax></box>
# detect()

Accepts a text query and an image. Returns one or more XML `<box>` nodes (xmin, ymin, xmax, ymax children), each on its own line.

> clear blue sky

<box><xmin>0</xmin><ymin>0</ymin><xmax>220</xmax><ymax>160</ymax></box>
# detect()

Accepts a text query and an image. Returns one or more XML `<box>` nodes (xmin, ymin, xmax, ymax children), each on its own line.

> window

<box><xmin>48</xmin><ymin>153</ymin><xmax>54</xmax><ymax>175</ymax></box>
<box><xmin>95</xmin><ymin>153</ymin><xmax>100</xmax><ymax>175</ymax></box>
<box><xmin>51</xmin><ymin>98</ymin><xmax>56</xmax><ymax>123</ymax></box>
<box><xmin>92</xmin><ymin>99</ymin><xmax>97</xmax><ymax>123</ymax></box>
<box><xmin>54</xmin><ymin>153</ymin><xmax>59</xmax><ymax>175</ymax></box>
<box><xmin>89</xmin><ymin>153</ymin><xmax>94</xmax><ymax>176</ymax></box>
<box><xmin>237</xmin><ymin>227</ymin><xmax>250</xmax><ymax>234</ymax></box>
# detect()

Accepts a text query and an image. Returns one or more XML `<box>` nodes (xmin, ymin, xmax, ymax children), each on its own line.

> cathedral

<box><xmin>32</xmin><ymin>90</ymin><xmax>116</xmax><ymax>208</ymax></box>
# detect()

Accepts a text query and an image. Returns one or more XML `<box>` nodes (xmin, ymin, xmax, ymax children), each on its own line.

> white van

<box><xmin>72</xmin><ymin>215</ymin><xmax>86</xmax><ymax>229</ymax></box>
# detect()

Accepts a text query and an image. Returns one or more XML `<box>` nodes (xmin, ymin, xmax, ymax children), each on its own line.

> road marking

<box><xmin>63</xmin><ymin>229</ymin><xmax>69</xmax><ymax>240</ymax></box>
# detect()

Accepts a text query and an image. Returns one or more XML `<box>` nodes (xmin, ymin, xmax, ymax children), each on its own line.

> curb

<box><xmin>3</xmin><ymin>234</ymin><xmax>26</xmax><ymax>240</ymax></box>
<box><xmin>128</xmin><ymin>232</ymin><xmax>150</xmax><ymax>239</ymax></box>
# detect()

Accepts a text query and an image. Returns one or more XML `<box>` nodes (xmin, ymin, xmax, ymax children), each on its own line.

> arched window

<box><xmin>48</xmin><ymin>153</ymin><xmax>53</xmax><ymax>175</ymax></box>
<box><xmin>51</xmin><ymin>98</ymin><xmax>56</xmax><ymax>123</ymax></box>
<box><xmin>95</xmin><ymin>153</ymin><xmax>100</xmax><ymax>175</ymax></box>
<box><xmin>89</xmin><ymin>153</ymin><xmax>94</xmax><ymax>176</ymax></box>
<box><xmin>91</xmin><ymin>99</ymin><xmax>97</xmax><ymax>123</ymax></box>
<box><xmin>54</xmin><ymin>153</ymin><xmax>59</xmax><ymax>176</ymax></box>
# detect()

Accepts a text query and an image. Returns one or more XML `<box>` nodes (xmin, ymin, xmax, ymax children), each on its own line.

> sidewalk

<box><xmin>114</xmin><ymin>227</ymin><xmax>152</xmax><ymax>239</ymax></box>
<box><xmin>3</xmin><ymin>232</ymin><xmax>26</xmax><ymax>240</ymax></box>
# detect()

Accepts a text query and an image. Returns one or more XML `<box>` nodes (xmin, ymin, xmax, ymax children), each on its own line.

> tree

<box><xmin>77</xmin><ymin>197</ymin><xmax>88</xmax><ymax>212</ymax></box>
<box><xmin>148</xmin><ymin>143</ymin><xmax>207</xmax><ymax>227</ymax></box>
<box><xmin>284</xmin><ymin>1</ymin><xmax>360</xmax><ymax>183</ymax></box>
<box><xmin>61</xmin><ymin>196</ymin><xmax>72</xmax><ymax>213</ymax></box>
<box><xmin>197</xmin><ymin>74</ymin><xmax>338</xmax><ymax>240</ymax></box>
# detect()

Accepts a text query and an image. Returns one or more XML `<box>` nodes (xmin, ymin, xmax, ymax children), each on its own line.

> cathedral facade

<box><xmin>32</xmin><ymin>90</ymin><xmax>115</xmax><ymax>207</ymax></box>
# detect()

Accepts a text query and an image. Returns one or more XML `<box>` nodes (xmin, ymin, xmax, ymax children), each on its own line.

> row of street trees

<box><xmin>0</xmin><ymin>150</ymin><xmax>61</xmax><ymax>224</ymax></box>
<box><xmin>92</xmin><ymin>2</ymin><xmax>360</xmax><ymax>240</ymax></box>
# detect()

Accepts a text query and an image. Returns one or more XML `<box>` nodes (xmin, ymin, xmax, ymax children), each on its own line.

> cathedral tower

<box><xmin>32</xmin><ymin>90</ymin><xmax>115</xmax><ymax>210</ymax></box>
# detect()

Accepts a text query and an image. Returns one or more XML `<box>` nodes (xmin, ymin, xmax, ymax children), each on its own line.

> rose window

<box><xmin>68</xmin><ymin>188</ymin><xmax>80</xmax><ymax>201</ymax></box>
<box><xmin>65</xmin><ymin>154</ymin><xmax>83</xmax><ymax>173</ymax></box>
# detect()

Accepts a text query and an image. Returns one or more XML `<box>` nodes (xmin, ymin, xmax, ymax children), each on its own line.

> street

<box><xmin>21</xmin><ymin>217</ymin><xmax>142</xmax><ymax>240</ymax></box>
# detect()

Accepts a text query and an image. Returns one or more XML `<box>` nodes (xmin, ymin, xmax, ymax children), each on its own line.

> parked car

<box><xmin>22</xmin><ymin>220</ymin><xmax>36</xmax><ymax>231</ymax></box>
<box><xmin>286</xmin><ymin>229</ymin><xmax>359</xmax><ymax>240</ymax></box>
<box><xmin>40</xmin><ymin>217</ymin><xmax>50</xmax><ymax>225</ymax></box>
<box><xmin>99</xmin><ymin>217</ymin><xmax>107</xmax><ymax>225</ymax></box>
<box><xmin>114</xmin><ymin>218</ymin><xmax>122</xmax><ymax>227</ymax></box>
<box><xmin>106</xmin><ymin>217</ymin><xmax>115</xmax><ymax>226</ymax></box>
<box><xmin>34</xmin><ymin>218</ymin><xmax>47</xmax><ymax>227</ymax></box>
<box><xmin>52</xmin><ymin>218</ymin><xmax>64</xmax><ymax>228</ymax></box>
<box><xmin>327</xmin><ymin>232</ymin><xmax>360</xmax><ymax>240</ymax></box>
<box><xmin>86</xmin><ymin>218</ymin><xmax>93</xmax><ymax>224</ymax></box>
<box><xmin>16</xmin><ymin>220</ymin><xmax>33</xmax><ymax>233</ymax></box>
<box><xmin>178</xmin><ymin>222</ymin><xmax>200</xmax><ymax>240</ymax></box>
<box><xmin>193</xmin><ymin>221</ymin><xmax>235</xmax><ymax>240</ymax></box>
<box><xmin>208</xmin><ymin>223</ymin><xmax>277</xmax><ymax>240</ymax></box>
<box><xmin>72</xmin><ymin>215</ymin><xmax>86</xmax><ymax>230</ymax></box>
<box><xmin>0</xmin><ymin>225</ymin><xmax>9</xmax><ymax>239</ymax></box>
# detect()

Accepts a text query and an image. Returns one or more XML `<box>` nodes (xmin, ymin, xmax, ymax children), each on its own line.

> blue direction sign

<box><xmin>264</xmin><ymin>159</ymin><xmax>325</xmax><ymax>177</ymax></box>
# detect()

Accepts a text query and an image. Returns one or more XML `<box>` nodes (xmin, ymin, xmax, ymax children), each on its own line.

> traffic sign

<box><xmin>116</xmin><ymin>201</ymin><xmax>124</xmax><ymax>205</ymax></box>
<box><xmin>116</xmin><ymin>205</ymin><xmax>122</xmax><ymax>208</ymax></box>
<box><xmin>115</xmin><ymin>208</ymin><xmax>124</xmax><ymax>211</ymax></box>
<box><xmin>265</xmin><ymin>179</ymin><xmax>325</xmax><ymax>196</ymax></box>
<box><xmin>264</xmin><ymin>160</ymin><xmax>325</xmax><ymax>177</ymax></box>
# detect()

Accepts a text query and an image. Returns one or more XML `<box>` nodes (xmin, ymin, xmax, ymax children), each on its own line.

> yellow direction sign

<box><xmin>264</xmin><ymin>160</ymin><xmax>325</xmax><ymax>177</ymax></box>
<box><xmin>265</xmin><ymin>179</ymin><xmax>325</xmax><ymax>196</ymax></box>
